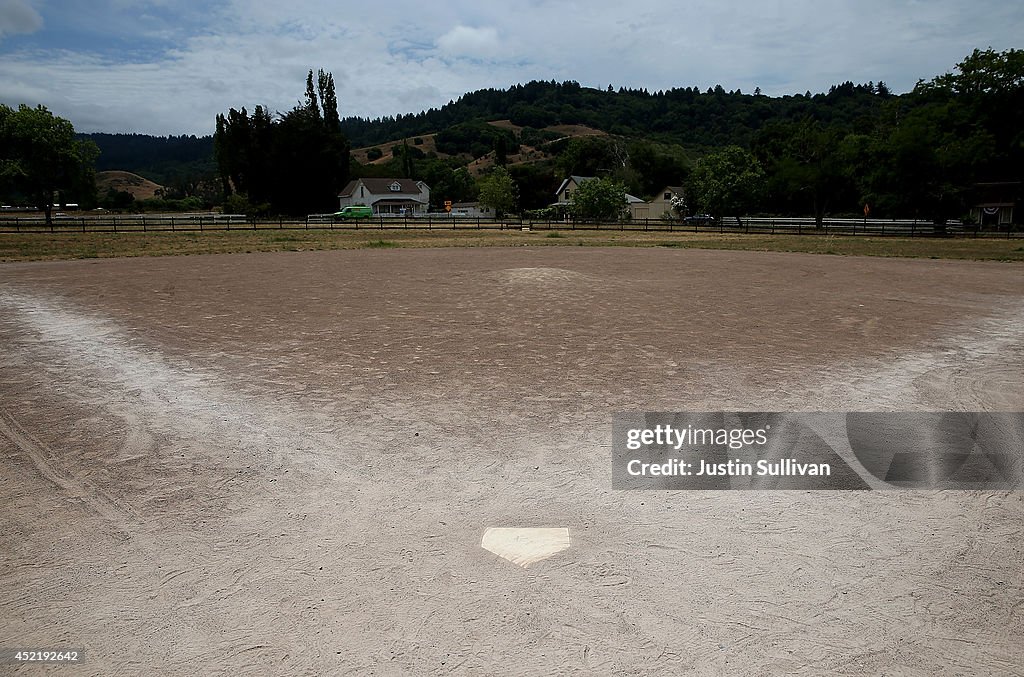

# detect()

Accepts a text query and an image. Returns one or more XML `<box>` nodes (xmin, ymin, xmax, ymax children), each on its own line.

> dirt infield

<box><xmin>1</xmin><ymin>247</ymin><xmax>1022</xmax><ymax>674</ymax></box>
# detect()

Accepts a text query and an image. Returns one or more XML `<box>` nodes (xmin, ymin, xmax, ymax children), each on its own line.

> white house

<box><xmin>553</xmin><ymin>175</ymin><xmax>649</xmax><ymax>220</ymax></box>
<box><xmin>338</xmin><ymin>178</ymin><xmax>430</xmax><ymax>215</ymax></box>
<box><xmin>647</xmin><ymin>186</ymin><xmax>687</xmax><ymax>219</ymax></box>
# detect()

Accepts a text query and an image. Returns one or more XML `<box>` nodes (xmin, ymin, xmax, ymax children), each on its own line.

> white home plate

<box><xmin>481</xmin><ymin>528</ymin><xmax>571</xmax><ymax>568</ymax></box>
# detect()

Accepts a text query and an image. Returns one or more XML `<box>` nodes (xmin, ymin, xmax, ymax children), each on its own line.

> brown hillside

<box><xmin>352</xmin><ymin>134</ymin><xmax>445</xmax><ymax>164</ymax></box>
<box><xmin>353</xmin><ymin>121</ymin><xmax>608</xmax><ymax>176</ymax></box>
<box><xmin>97</xmin><ymin>171</ymin><xmax>165</xmax><ymax>200</ymax></box>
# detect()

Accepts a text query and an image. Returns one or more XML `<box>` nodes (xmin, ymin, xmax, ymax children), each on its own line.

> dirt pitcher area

<box><xmin>1</xmin><ymin>246</ymin><xmax>1022</xmax><ymax>675</ymax></box>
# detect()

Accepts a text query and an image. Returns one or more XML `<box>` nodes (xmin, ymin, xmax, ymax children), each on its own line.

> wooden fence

<box><xmin>0</xmin><ymin>213</ymin><xmax>1021</xmax><ymax>238</ymax></box>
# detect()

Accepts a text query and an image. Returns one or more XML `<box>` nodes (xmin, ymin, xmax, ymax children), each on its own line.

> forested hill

<box><xmin>77</xmin><ymin>132</ymin><xmax>214</xmax><ymax>184</ymax></box>
<box><xmin>65</xmin><ymin>48</ymin><xmax>1021</xmax><ymax>221</ymax></box>
<box><xmin>339</xmin><ymin>79</ymin><xmax>895</xmax><ymax>149</ymax></box>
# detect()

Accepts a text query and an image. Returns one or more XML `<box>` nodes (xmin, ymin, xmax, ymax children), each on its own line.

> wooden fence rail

<box><xmin>0</xmin><ymin>214</ymin><xmax>1021</xmax><ymax>238</ymax></box>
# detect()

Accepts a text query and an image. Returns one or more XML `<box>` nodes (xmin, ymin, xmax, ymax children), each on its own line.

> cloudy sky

<box><xmin>0</xmin><ymin>0</ymin><xmax>1020</xmax><ymax>136</ymax></box>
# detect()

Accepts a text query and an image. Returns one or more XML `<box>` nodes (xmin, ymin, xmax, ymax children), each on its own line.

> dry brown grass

<box><xmin>2</xmin><ymin>228</ymin><xmax>1023</xmax><ymax>263</ymax></box>
<box><xmin>95</xmin><ymin>171</ymin><xmax>165</xmax><ymax>200</ymax></box>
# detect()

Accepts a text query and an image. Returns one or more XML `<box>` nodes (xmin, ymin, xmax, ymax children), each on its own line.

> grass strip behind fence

<box><xmin>2</xmin><ymin>229</ymin><xmax>1023</xmax><ymax>263</ymax></box>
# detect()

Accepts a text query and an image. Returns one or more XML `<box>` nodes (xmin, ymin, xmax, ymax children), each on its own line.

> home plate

<box><xmin>481</xmin><ymin>528</ymin><xmax>571</xmax><ymax>568</ymax></box>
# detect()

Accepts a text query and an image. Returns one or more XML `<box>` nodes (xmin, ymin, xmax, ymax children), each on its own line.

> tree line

<box><xmin>2</xmin><ymin>49</ymin><xmax>1021</xmax><ymax>224</ymax></box>
<box><xmin>213</xmin><ymin>69</ymin><xmax>350</xmax><ymax>216</ymax></box>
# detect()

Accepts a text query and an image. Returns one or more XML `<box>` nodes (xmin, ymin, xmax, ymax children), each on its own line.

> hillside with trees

<box><xmin>5</xmin><ymin>49</ymin><xmax>1018</xmax><ymax>223</ymax></box>
<box><xmin>341</xmin><ymin>48</ymin><xmax>1022</xmax><ymax>221</ymax></box>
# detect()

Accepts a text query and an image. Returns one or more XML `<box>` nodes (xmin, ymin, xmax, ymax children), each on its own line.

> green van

<box><xmin>334</xmin><ymin>205</ymin><xmax>374</xmax><ymax>219</ymax></box>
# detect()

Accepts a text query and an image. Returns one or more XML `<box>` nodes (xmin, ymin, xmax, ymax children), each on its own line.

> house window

<box><xmin>390</xmin><ymin>181</ymin><xmax>401</xmax><ymax>192</ymax></box>
<box><xmin>664</xmin><ymin>192</ymin><xmax>672</xmax><ymax>200</ymax></box>
<box><xmin>360</xmin><ymin>186</ymin><xmax>365</xmax><ymax>198</ymax></box>
<box><xmin>565</xmin><ymin>189</ymin><xmax>572</xmax><ymax>199</ymax></box>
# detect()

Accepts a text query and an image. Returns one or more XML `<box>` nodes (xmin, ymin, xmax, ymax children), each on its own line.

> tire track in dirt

<box><xmin>0</xmin><ymin>405</ymin><xmax>138</xmax><ymax>527</ymax></box>
<box><xmin>0</xmin><ymin>287</ymin><xmax>369</xmax><ymax>480</ymax></box>
<box><xmin>0</xmin><ymin>285</ymin><xmax>391</xmax><ymax>554</ymax></box>
<box><xmin>809</xmin><ymin>300</ymin><xmax>1024</xmax><ymax>412</ymax></box>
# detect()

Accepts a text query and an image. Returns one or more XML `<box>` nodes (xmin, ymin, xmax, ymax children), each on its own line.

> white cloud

<box><xmin>436</xmin><ymin>25</ymin><xmax>502</xmax><ymax>59</ymax></box>
<box><xmin>0</xmin><ymin>0</ymin><xmax>1022</xmax><ymax>134</ymax></box>
<box><xmin>0</xmin><ymin>0</ymin><xmax>42</xmax><ymax>39</ymax></box>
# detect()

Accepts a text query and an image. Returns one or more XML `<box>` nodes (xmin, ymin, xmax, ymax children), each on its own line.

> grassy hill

<box><xmin>95</xmin><ymin>170</ymin><xmax>165</xmax><ymax>200</ymax></box>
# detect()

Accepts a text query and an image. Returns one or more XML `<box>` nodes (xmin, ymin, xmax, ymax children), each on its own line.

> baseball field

<box><xmin>1</xmin><ymin>243</ymin><xmax>1022</xmax><ymax>674</ymax></box>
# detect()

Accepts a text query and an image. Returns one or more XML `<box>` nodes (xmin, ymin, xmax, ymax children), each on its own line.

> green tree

<box><xmin>568</xmin><ymin>176</ymin><xmax>628</xmax><ymax>220</ymax></box>
<box><xmin>423</xmin><ymin>163</ymin><xmax>477</xmax><ymax>210</ymax></box>
<box><xmin>477</xmin><ymin>166</ymin><xmax>517</xmax><ymax>218</ymax></box>
<box><xmin>687</xmin><ymin>146</ymin><xmax>764</xmax><ymax>216</ymax></box>
<box><xmin>922</xmin><ymin>48</ymin><xmax>1024</xmax><ymax>96</ymax></box>
<box><xmin>555</xmin><ymin>136</ymin><xmax>617</xmax><ymax>178</ymax></box>
<box><xmin>0</xmin><ymin>104</ymin><xmax>98</xmax><ymax>224</ymax></box>
<box><xmin>755</xmin><ymin>119</ymin><xmax>850</xmax><ymax>227</ymax></box>
<box><xmin>214</xmin><ymin>69</ymin><xmax>350</xmax><ymax>215</ymax></box>
<box><xmin>871</xmin><ymin>103</ymin><xmax>993</xmax><ymax>223</ymax></box>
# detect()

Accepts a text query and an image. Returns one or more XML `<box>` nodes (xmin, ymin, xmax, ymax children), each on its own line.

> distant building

<box><xmin>646</xmin><ymin>186</ymin><xmax>686</xmax><ymax>219</ymax></box>
<box><xmin>969</xmin><ymin>182</ymin><xmax>1019</xmax><ymax>226</ymax></box>
<box><xmin>338</xmin><ymin>178</ymin><xmax>430</xmax><ymax>215</ymax></box>
<box><xmin>553</xmin><ymin>175</ymin><xmax>649</xmax><ymax>220</ymax></box>
<box><xmin>451</xmin><ymin>202</ymin><xmax>492</xmax><ymax>218</ymax></box>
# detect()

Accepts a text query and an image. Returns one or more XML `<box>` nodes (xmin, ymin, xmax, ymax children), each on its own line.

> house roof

<box><xmin>554</xmin><ymin>175</ymin><xmax>645</xmax><ymax>204</ymax></box>
<box><xmin>372</xmin><ymin>198</ymin><xmax>428</xmax><ymax>205</ymax></box>
<box><xmin>339</xmin><ymin>178</ymin><xmax>427</xmax><ymax>197</ymax></box>
<box><xmin>555</xmin><ymin>175</ymin><xmax>594</xmax><ymax>196</ymax></box>
<box><xmin>971</xmin><ymin>181</ymin><xmax>1020</xmax><ymax>206</ymax></box>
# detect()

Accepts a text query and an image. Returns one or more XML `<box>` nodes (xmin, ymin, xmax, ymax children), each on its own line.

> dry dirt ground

<box><xmin>1</xmin><ymin>247</ymin><xmax>1022</xmax><ymax>675</ymax></box>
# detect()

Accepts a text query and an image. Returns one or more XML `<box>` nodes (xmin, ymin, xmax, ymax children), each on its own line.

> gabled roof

<box><xmin>555</xmin><ymin>175</ymin><xmax>595</xmax><ymax>196</ymax></box>
<box><xmin>339</xmin><ymin>178</ymin><xmax>427</xmax><ymax>197</ymax></box>
<box><xmin>554</xmin><ymin>175</ymin><xmax>645</xmax><ymax>203</ymax></box>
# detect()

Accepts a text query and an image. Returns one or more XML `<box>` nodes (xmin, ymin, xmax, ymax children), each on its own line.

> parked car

<box><xmin>683</xmin><ymin>214</ymin><xmax>715</xmax><ymax>225</ymax></box>
<box><xmin>334</xmin><ymin>205</ymin><xmax>374</xmax><ymax>219</ymax></box>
